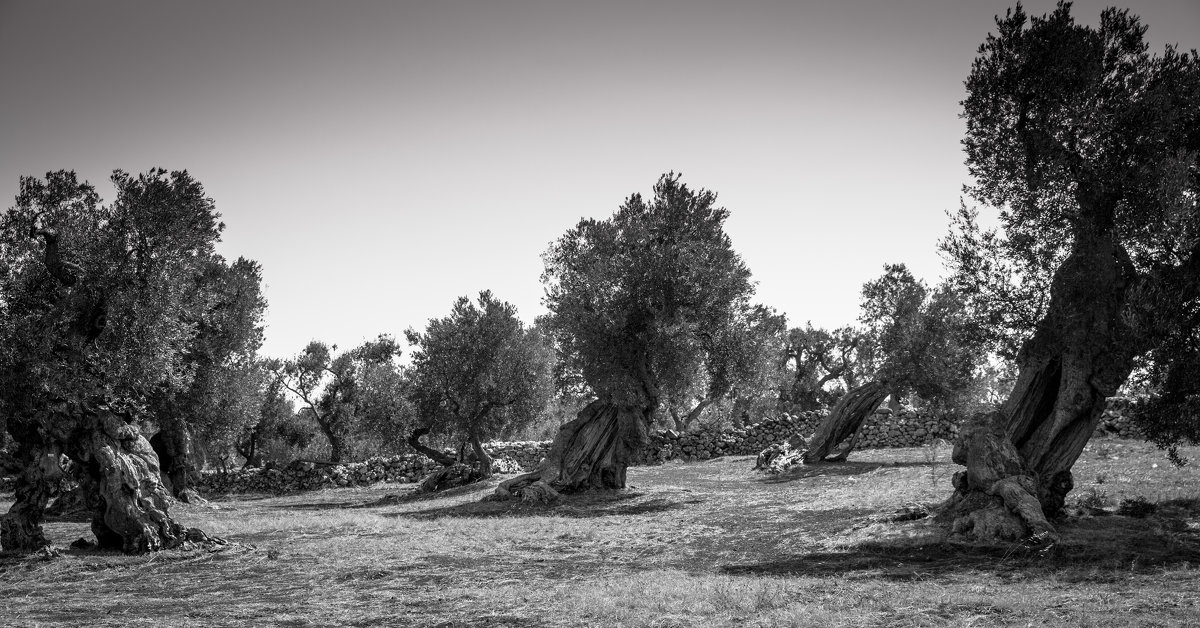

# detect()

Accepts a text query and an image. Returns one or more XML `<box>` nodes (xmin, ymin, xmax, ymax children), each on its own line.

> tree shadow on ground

<box><xmin>276</xmin><ymin>500</ymin><xmax>373</xmax><ymax>511</ymax></box>
<box><xmin>754</xmin><ymin>460</ymin><xmax>937</xmax><ymax>484</ymax></box>
<box><xmin>382</xmin><ymin>489</ymin><xmax>688</xmax><ymax>520</ymax></box>
<box><xmin>719</xmin><ymin>507</ymin><xmax>1200</xmax><ymax>581</ymax></box>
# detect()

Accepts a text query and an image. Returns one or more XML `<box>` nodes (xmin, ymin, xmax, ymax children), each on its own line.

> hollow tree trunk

<box><xmin>802</xmin><ymin>381</ymin><xmax>889</xmax><ymax>464</ymax></box>
<box><xmin>493</xmin><ymin>400</ymin><xmax>650</xmax><ymax>501</ymax></box>
<box><xmin>0</xmin><ymin>442</ymin><xmax>62</xmax><ymax>552</ymax></box>
<box><xmin>941</xmin><ymin>231</ymin><xmax>1140</xmax><ymax>544</ymax></box>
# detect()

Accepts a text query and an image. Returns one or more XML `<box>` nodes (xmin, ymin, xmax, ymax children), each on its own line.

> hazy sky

<box><xmin>2</xmin><ymin>0</ymin><xmax>1197</xmax><ymax>358</ymax></box>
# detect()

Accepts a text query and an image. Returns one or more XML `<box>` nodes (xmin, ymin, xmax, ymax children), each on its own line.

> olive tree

<box><xmin>0</xmin><ymin>169</ymin><xmax>223</xmax><ymax>553</ymax></box>
<box><xmin>148</xmin><ymin>256</ymin><xmax>266</xmax><ymax>501</ymax></box>
<box><xmin>495</xmin><ymin>173</ymin><xmax>756</xmax><ymax>500</ymax></box>
<box><xmin>270</xmin><ymin>335</ymin><xmax>405</xmax><ymax>464</ymax></box>
<box><xmin>405</xmin><ymin>291</ymin><xmax>553</xmax><ymax>479</ymax></box>
<box><xmin>801</xmin><ymin>264</ymin><xmax>983</xmax><ymax>463</ymax></box>
<box><xmin>940</xmin><ymin>2</ymin><xmax>1199</xmax><ymax>545</ymax></box>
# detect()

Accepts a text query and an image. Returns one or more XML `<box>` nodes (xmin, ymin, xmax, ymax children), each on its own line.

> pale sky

<box><xmin>2</xmin><ymin>0</ymin><xmax>1197</xmax><ymax>358</ymax></box>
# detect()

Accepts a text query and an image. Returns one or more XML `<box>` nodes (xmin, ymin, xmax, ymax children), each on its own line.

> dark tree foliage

<box><xmin>779</xmin><ymin>323</ymin><xmax>862</xmax><ymax>413</ymax></box>
<box><xmin>663</xmin><ymin>304</ymin><xmax>787</xmax><ymax>431</ymax></box>
<box><xmin>940</xmin><ymin>202</ymin><xmax>1059</xmax><ymax>361</ymax></box>
<box><xmin>405</xmin><ymin>291</ymin><xmax>553</xmax><ymax>478</ymax></box>
<box><xmin>0</xmin><ymin>169</ymin><xmax>225</xmax><ymax>552</ymax></box>
<box><xmin>148</xmin><ymin>255</ymin><xmax>266</xmax><ymax>500</ymax></box>
<box><xmin>939</xmin><ymin>2</ymin><xmax>1199</xmax><ymax>544</ymax></box>
<box><xmin>235</xmin><ymin>367</ymin><xmax>314</xmax><ymax>469</ymax></box>
<box><xmin>495</xmin><ymin>173</ymin><xmax>756</xmax><ymax>499</ymax></box>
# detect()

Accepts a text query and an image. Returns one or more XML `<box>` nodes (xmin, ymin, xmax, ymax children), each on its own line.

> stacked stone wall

<box><xmin>1</xmin><ymin>398</ymin><xmax>1146</xmax><ymax>496</ymax></box>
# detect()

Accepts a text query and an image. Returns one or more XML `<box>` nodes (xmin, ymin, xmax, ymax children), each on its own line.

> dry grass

<box><xmin>2</xmin><ymin>439</ymin><xmax>1199</xmax><ymax>627</ymax></box>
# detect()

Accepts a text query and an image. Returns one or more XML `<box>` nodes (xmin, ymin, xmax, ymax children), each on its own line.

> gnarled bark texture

<box><xmin>801</xmin><ymin>381</ymin><xmax>889</xmax><ymax>464</ymax></box>
<box><xmin>150</xmin><ymin>419</ymin><xmax>203</xmax><ymax>503</ymax></box>
<box><xmin>493</xmin><ymin>400</ymin><xmax>650</xmax><ymax>501</ymax></box>
<box><xmin>941</xmin><ymin>233</ymin><xmax>1140</xmax><ymax>544</ymax></box>
<box><xmin>0</xmin><ymin>443</ymin><xmax>62</xmax><ymax>551</ymax></box>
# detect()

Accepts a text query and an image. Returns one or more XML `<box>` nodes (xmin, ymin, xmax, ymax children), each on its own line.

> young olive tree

<box><xmin>661</xmin><ymin>305</ymin><xmax>787</xmax><ymax>432</ymax></box>
<box><xmin>801</xmin><ymin>264</ymin><xmax>983</xmax><ymax>464</ymax></box>
<box><xmin>270</xmin><ymin>335</ymin><xmax>405</xmax><ymax>464</ymax></box>
<box><xmin>495</xmin><ymin>173</ymin><xmax>756</xmax><ymax>500</ymax></box>
<box><xmin>405</xmin><ymin>291</ymin><xmax>553</xmax><ymax>479</ymax></box>
<box><xmin>940</xmin><ymin>3</ymin><xmax>1199</xmax><ymax>545</ymax></box>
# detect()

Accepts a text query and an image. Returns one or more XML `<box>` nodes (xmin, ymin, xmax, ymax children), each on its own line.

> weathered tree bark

<box><xmin>670</xmin><ymin>398</ymin><xmax>714</xmax><ymax>432</ymax></box>
<box><xmin>942</xmin><ymin>230</ymin><xmax>1141</xmax><ymax>544</ymax></box>
<box><xmin>75</xmin><ymin>408</ymin><xmax>210</xmax><ymax>552</ymax></box>
<box><xmin>149</xmin><ymin>419</ymin><xmax>203</xmax><ymax>503</ymax></box>
<box><xmin>0</xmin><ymin>443</ymin><xmax>62</xmax><ymax>552</ymax></box>
<box><xmin>493</xmin><ymin>400</ymin><xmax>650</xmax><ymax>501</ymax></box>
<box><xmin>319</xmin><ymin>421</ymin><xmax>350</xmax><ymax>465</ymax></box>
<box><xmin>468</xmin><ymin>430</ymin><xmax>493</xmax><ymax>479</ymax></box>
<box><xmin>406</xmin><ymin>427</ymin><xmax>456</xmax><ymax>467</ymax></box>
<box><xmin>802</xmin><ymin>381</ymin><xmax>890</xmax><ymax>464</ymax></box>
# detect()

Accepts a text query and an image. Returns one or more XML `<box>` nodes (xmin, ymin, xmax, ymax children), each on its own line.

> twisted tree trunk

<box><xmin>493</xmin><ymin>400</ymin><xmax>650</xmax><ymax>501</ymax></box>
<box><xmin>802</xmin><ymin>381</ymin><xmax>890</xmax><ymax>464</ymax></box>
<box><xmin>0</xmin><ymin>442</ymin><xmax>62</xmax><ymax>551</ymax></box>
<box><xmin>940</xmin><ymin>231</ymin><xmax>1140</xmax><ymax>544</ymax></box>
<box><xmin>406</xmin><ymin>427</ymin><xmax>456</xmax><ymax>466</ymax></box>
<box><xmin>469</xmin><ymin>431</ymin><xmax>493</xmax><ymax>479</ymax></box>
<box><xmin>150</xmin><ymin>418</ymin><xmax>203</xmax><ymax>503</ymax></box>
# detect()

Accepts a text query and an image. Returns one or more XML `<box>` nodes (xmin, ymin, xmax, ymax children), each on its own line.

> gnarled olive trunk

<box><xmin>802</xmin><ymin>381</ymin><xmax>889</xmax><ymax>464</ymax></box>
<box><xmin>149</xmin><ymin>419</ymin><xmax>203</xmax><ymax>503</ymax></box>
<box><xmin>75</xmin><ymin>408</ymin><xmax>201</xmax><ymax>553</ymax></box>
<box><xmin>469</xmin><ymin>431</ymin><xmax>493</xmax><ymax>479</ymax></box>
<box><xmin>3</xmin><ymin>407</ymin><xmax>212</xmax><ymax>554</ymax></box>
<box><xmin>493</xmin><ymin>400</ymin><xmax>650</xmax><ymax>501</ymax></box>
<box><xmin>941</xmin><ymin>231</ymin><xmax>1139</xmax><ymax>544</ymax></box>
<box><xmin>0</xmin><ymin>443</ymin><xmax>62</xmax><ymax>552</ymax></box>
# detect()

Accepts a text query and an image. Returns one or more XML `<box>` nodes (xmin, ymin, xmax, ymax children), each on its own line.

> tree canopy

<box><xmin>963</xmin><ymin>1</ymin><xmax>1200</xmax><ymax>453</ymax></box>
<box><xmin>270</xmin><ymin>335</ymin><xmax>407</xmax><ymax>463</ymax></box>
<box><xmin>539</xmin><ymin>172</ymin><xmax>756</xmax><ymax>411</ymax></box>
<box><xmin>405</xmin><ymin>290</ymin><xmax>553</xmax><ymax>476</ymax></box>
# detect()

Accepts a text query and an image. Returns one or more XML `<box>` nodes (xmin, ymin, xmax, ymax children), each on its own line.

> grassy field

<box><xmin>2</xmin><ymin>439</ymin><xmax>1199</xmax><ymax>627</ymax></box>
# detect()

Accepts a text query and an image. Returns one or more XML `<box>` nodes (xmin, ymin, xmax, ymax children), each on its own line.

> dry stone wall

<box><xmin>148</xmin><ymin>398</ymin><xmax>1151</xmax><ymax>496</ymax></box>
